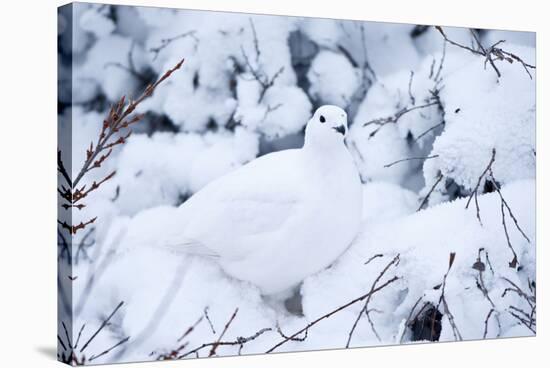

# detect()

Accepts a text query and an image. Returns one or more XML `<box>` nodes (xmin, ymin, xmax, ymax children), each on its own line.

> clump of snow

<box><xmin>422</xmin><ymin>44</ymin><xmax>535</xmax><ymax>205</ymax></box>
<box><xmin>79</xmin><ymin>5</ymin><xmax>116</xmax><ymax>38</ymax></box>
<box><xmin>112</xmin><ymin>127</ymin><xmax>259</xmax><ymax>216</ymax></box>
<box><xmin>234</xmin><ymin>80</ymin><xmax>312</xmax><ymax>139</ymax></box>
<box><xmin>77</xmin><ymin>34</ymin><xmax>149</xmax><ymax>102</ymax></box>
<box><xmin>301</xmin><ymin>179</ymin><xmax>535</xmax><ymax>348</ymax></box>
<box><xmin>307</xmin><ymin>50</ymin><xmax>360</xmax><ymax>107</ymax></box>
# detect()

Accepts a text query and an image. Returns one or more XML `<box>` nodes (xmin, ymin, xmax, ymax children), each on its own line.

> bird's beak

<box><xmin>333</xmin><ymin>125</ymin><xmax>346</xmax><ymax>136</ymax></box>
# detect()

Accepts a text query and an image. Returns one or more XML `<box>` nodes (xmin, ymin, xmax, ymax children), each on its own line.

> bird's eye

<box><xmin>319</xmin><ymin>115</ymin><xmax>326</xmax><ymax>123</ymax></box>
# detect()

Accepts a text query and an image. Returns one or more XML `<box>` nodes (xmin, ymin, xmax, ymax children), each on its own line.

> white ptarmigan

<box><xmin>128</xmin><ymin>105</ymin><xmax>363</xmax><ymax>296</ymax></box>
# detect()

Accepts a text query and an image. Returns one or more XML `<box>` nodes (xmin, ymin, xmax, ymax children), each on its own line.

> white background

<box><xmin>0</xmin><ymin>0</ymin><xmax>547</xmax><ymax>367</ymax></box>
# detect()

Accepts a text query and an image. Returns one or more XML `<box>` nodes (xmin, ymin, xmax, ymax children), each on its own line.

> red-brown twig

<box><xmin>57</xmin><ymin>58</ymin><xmax>185</xmax><ymax>235</ymax></box>
<box><xmin>175</xmin><ymin>309</ymin><xmax>272</xmax><ymax>359</ymax></box>
<box><xmin>209</xmin><ymin>308</ymin><xmax>239</xmax><ymax>357</ymax></box>
<box><xmin>151</xmin><ymin>316</ymin><xmax>203</xmax><ymax>361</ymax></box>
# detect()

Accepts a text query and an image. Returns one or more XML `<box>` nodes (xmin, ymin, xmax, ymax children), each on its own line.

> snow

<box><xmin>307</xmin><ymin>50</ymin><xmax>360</xmax><ymax>107</ymax></box>
<box><xmin>58</xmin><ymin>2</ymin><xmax>536</xmax><ymax>365</ymax></box>
<box><xmin>424</xmin><ymin>45</ymin><xmax>536</xmax><ymax>193</ymax></box>
<box><xmin>70</xmin><ymin>179</ymin><xmax>535</xmax><ymax>363</ymax></box>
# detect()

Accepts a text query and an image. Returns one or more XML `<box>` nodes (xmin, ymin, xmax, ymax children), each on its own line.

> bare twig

<box><xmin>105</xmin><ymin>41</ymin><xmax>149</xmax><ymax>81</ymax></box>
<box><xmin>399</xmin><ymin>296</ymin><xmax>424</xmax><ymax>343</ymax></box>
<box><xmin>58</xmin><ymin>301</ymin><xmax>127</xmax><ymax>365</ymax></box>
<box><xmin>435</xmin><ymin>26</ymin><xmax>535</xmax><ymax>79</ymax></box>
<box><xmin>346</xmin><ymin>254</ymin><xmax>400</xmax><ymax>347</ymax></box>
<box><xmin>58</xmin><ymin>58</ymin><xmax>186</xmax><ymax>235</ymax></box>
<box><xmin>75</xmin><ymin>227</ymin><xmax>95</xmax><ymax>264</ymax></box>
<box><xmin>488</xmin><ymin>169</ymin><xmax>531</xmax><ymax>244</ymax></box>
<box><xmin>363</xmin><ymin>101</ymin><xmax>438</xmax><ymax>138</ymax></box>
<box><xmin>408</xmin><ymin>71</ymin><xmax>415</xmax><ymax>105</ymax></box>
<box><xmin>384</xmin><ymin>155</ymin><xmax>439</xmax><ymax>168</ymax></box>
<box><xmin>417</xmin><ymin>172</ymin><xmax>444</xmax><ymax>211</ymax></box>
<box><xmin>266</xmin><ymin>275</ymin><xmax>400</xmax><ymax>353</ymax></box>
<box><xmin>414</xmin><ymin>121</ymin><xmax>445</xmax><ymax>142</ymax></box>
<box><xmin>209</xmin><ymin>308</ymin><xmax>239</xmax><ymax>357</ymax></box>
<box><xmin>176</xmin><ymin>311</ymin><xmax>272</xmax><ymax>359</ymax></box>
<box><xmin>80</xmin><ymin>301</ymin><xmax>125</xmax><ymax>353</ymax></box>
<box><xmin>433</xmin><ymin>41</ymin><xmax>447</xmax><ymax>82</ymax></box>
<box><xmin>203</xmin><ymin>307</ymin><xmax>216</xmax><ymax>335</ymax></box>
<box><xmin>435</xmin><ymin>253</ymin><xmax>462</xmax><ymax>341</ymax></box>
<box><xmin>150</xmin><ymin>31</ymin><xmax>198</xmax><ymax>60</ymax></box>
<box><xmin>240</xmin><ymin>19</ymin><xmax>285</xmax><ymax>103</ymax></box>
<box><xmin>89</xmin><ymin>337</ymin><xmax>130</xmax><ymax>362</ymax></box>
<box><xmin>465</xmin><ymin>148</ymin><xmax>496</xmax><ymax>225</ymax></box>
<box><xmin>473</xmin><ymin>248</ymin><xmax>502</xmax><ymax>338</ymax></box>
<box><xmin>364</xmin><ymin>253</ymin><xmax>383</xmax><ymax>265</ymax></box>
<box><xmin>276</xmin><ymin>323</ymin><xmax>308</xmax><ymax>341</ymax></box>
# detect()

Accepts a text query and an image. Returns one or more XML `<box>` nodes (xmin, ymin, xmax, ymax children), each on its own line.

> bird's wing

<box><xmin>162</xmin><ymin>150</ymin><xmax>305</xmax><ymax>259</ymax></box>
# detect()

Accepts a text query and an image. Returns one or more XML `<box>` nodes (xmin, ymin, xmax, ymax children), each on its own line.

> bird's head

<box><xmin>305</xmin><ymin>105</ymin><xmax>348</xmax><ymax>148</ymax></box>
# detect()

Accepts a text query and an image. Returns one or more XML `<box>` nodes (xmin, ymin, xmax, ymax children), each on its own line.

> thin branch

<box><xmin>363</xmin><ymin>101</ymin><xmax>438</xmax><ymax>138</ymax></box>
<box><xmin>433</xmin><ymin>41</ymin><xmax>447</xmax><ymax>82</ymax></box>
<box><xmin>399</xmin><ymin>296</ymin><xmax>424</xmax><ymax>343</ymax></box>
<box><xmin>435</xmin><ymin>253</ymin><xmax>462</xmax><ymax>341</ymax></box>
<box><xmin>203</xmin><ymin>307</ymin><xmax>216</xmax><ymax>335</ymax></box>
<box><xmin>177</xmin><ymin>315</ymin><xmax>204</xmax><ymax>343</ymax></box>
<box><xmin>408</xmin><ymin>71</ymin><xmax>415</xmax><ymax>105</ymax></box>
<box><xmin>239</xmin><ymin>19</ymin><xmax>285</xmax><ymax>104</ymax></box>
<box><xmin>150</xmin><ymin>31</ymin><xmax>198</xmax><ymax>60</ymax></box>
<box><xmin>488</xmin><ymin>169</ymin><xmax>531</xmax><ymax>244</ymax></box>
<box><xmin>473</xmin><ymin>248</ymin><xmax>501</xmax><ymax>338</ymax></box>
<box><xmin>80</xmin><ymin>301</ymin><xmax>125</xmax><ymax>353</ymax></box>
<box><xmin>465</xmin><ymin>148</ymin><xmax>496</xmax><ymax>225</ymax></box>
<box><xmin>57</xmin><ymin>58</ymin><xmax>185</xmax><ymax>235</ymax></box>
<box><xmin>364</xmin><ymin>253</ymin><xmax>383</xmax><ymax>266</ymax></box>
<box><xmin>384</xmin><ymin>155</ymin><xmax>439</xmax><ymax>168</ymax></box>
<box><xmin>417</xmin><ymin>172</ymin><xmax>444</xmax><ymax>211</ymax></box>
<box><xmin>177</xmin><ymin>320</ymin><xmax>271</xmax><ymax>359</ymax></box>
<box><xmin>89</xmin><ymin>336</ymin><xmax>130</xmax><ymax>362</ymax></box>
<box><xmin>436</xmin><ymin>26</ymin><xmax>535</xmax><ymax>79</ymax></box>
<box><xmin>266</xmin><ymin>275</ymin><xmax>400</xmax><ymax>353</ymax></box>
<box><xmin>276</xmin><ymin>323</ymin><xmax>308</xmax><ymax>342</ymax></box>
<box><xmin>346</xmin><ymin>254</ymin><xmax>400</xmax><ymax>347</ymax></box>
<box><xmin>209</xmin><ymin>308</ymin><xmax>239</xmax><ymax>357</ymax></box>
<box><xmin>74</xmin><ymin>324</ymin><xmax>86</xmax><ymax>350</ymax></box>
<box><xmin>415</xmin><ymin>121</ymin><xmax>445</xmax><ymax>142</ymax></box>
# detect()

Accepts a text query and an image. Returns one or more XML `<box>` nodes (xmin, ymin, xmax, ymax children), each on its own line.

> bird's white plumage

<box><xmin>134</xmin><ymin>105</ymin><xmax>363</xmax><ymax>295</ymax></box>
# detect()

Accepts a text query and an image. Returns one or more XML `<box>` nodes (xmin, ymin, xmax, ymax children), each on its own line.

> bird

<box><xmin>128</xmin><ymin>105</ymin><xmax>363</xmax><ymax>296</ymax></box>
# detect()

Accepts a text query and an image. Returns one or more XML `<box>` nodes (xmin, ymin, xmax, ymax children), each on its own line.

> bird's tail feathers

<box><xmin>160</xmin><ymin>237</ymin><xmax>220</xmax><ymax>259</ymax></box>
